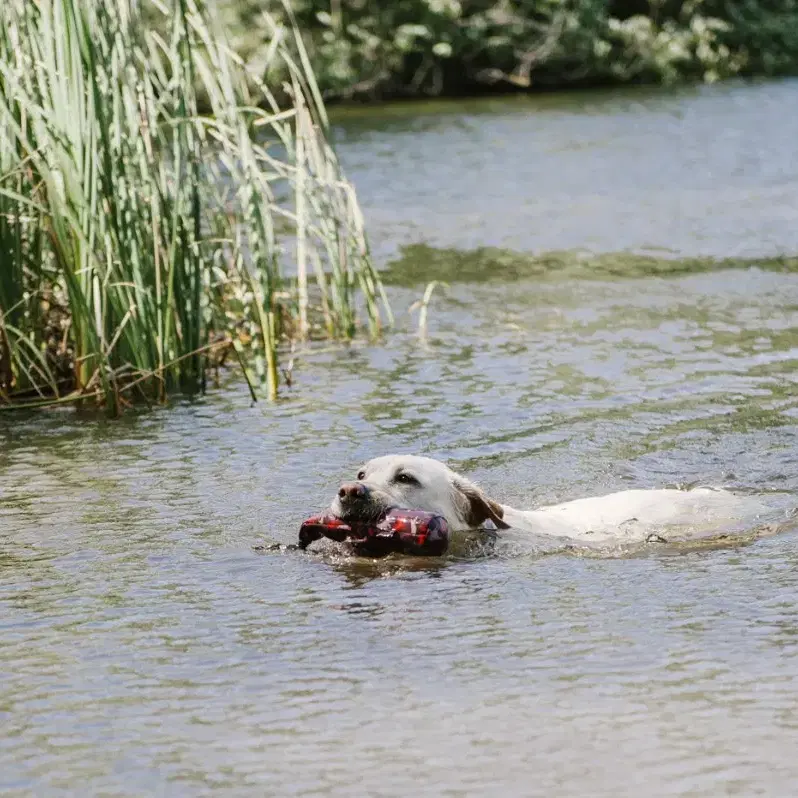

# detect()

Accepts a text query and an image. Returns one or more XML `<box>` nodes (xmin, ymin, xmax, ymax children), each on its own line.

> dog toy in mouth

<box><xmin>298</xmin><ymin>508</ymin><xmax>450</xmax><ymax>557</ymax></box>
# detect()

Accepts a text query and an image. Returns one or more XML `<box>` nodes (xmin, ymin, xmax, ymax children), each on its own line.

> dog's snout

<box><xmin>339</xmin><ymin>482</ymin><xmax>368</xmax><ymax>500</ymax></box>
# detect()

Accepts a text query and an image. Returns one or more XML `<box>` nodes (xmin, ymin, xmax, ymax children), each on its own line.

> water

<box><xmin>3</xmin><ymin>80</ymin><xmax>798</xmax><ymax>797</ymax></box>
<box><xmin>336</xmin><ymin>79</ymin><xmax>798</xmax><ymax>261</ymax></box>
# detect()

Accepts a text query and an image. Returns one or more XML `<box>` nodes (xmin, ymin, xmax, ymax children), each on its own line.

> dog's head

<box><xmin>331</xmin><ymin>455</ymin><xmax>509</xmax><ymax>531</ymax></box>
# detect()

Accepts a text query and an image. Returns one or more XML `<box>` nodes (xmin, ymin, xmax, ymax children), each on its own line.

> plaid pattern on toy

<box><xmin>299</xmin><ymin>508</ymin><xmax>449</xmax><ymax>556</ymax></box>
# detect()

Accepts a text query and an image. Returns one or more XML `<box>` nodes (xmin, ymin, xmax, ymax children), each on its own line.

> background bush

<box><xmin>218</xmin><ymin>0</ymin><xmax>798</xmax><ymax>100</ymax></box>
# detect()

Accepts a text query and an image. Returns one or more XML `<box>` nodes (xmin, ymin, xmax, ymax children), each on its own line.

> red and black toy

<box><xmin>299</xmin><ymin>508</ymin><xmax>450</xmax><ymax>557</ymax></box>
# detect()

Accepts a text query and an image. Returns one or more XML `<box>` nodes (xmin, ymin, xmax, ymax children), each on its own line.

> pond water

<box><xmin>3</xmin><ymin>80</ymin><xmax>798</xmax><ymax>796</ymax></box>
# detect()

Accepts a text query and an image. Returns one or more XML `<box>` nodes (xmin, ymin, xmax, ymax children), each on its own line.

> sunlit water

<box><xmin>3</xmin><ymin>80</ymin><xmax>798</xmax><ymax>796</ymax></box>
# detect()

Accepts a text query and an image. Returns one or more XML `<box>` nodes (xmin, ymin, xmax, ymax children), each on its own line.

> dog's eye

<box><xmin>394</xmin><ymin>472</ymin><xmax>419</xmax><ymax>486</ymax></box>
<box><xmin>357</xmin><ymin>470</ymin><xmax>365</xmax><ymax>480</ymax></box>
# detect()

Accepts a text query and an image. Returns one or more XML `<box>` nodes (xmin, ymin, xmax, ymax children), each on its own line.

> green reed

<box><xmin>0</xmin><ymin>0</ymin><xmax>390</xmax><ymax>411</ymax></box>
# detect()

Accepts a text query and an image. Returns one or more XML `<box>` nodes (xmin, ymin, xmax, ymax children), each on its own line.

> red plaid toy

<box><xmin>299</xmin><ymin>508</ymin><xmax>450</xmax><ymax>556</ymax></box>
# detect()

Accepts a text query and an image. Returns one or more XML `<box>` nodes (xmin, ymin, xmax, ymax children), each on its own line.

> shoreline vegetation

<box><xmin>0</xmin><ymin>0</ymin><xmax>390</xmax><ymax>414</ymax></box>
<box><xmin>224</xmin><ymin>1</ymin><xmax>798</xmax><ymax>103</ymax></box>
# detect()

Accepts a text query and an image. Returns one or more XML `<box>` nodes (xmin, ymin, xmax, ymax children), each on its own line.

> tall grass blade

<box><xmin>0</xmin><ymin>0</ymin><xmax>390</xmax><ymax>411</ymax></box>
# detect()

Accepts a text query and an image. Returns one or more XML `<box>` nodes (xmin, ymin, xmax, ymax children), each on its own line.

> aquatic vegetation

<box><xmin>381</xmin><ymin>244</ymin><xmax>798</xmax><ymax>286</ymax></box>
<box><xmin>0</xmin><ymin>0</ymin><xmax>390</xmax><ymax>412</ymax></box>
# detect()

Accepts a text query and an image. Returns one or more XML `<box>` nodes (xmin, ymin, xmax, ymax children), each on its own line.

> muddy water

<box><xmin>3</xmin><ymin>80</ymin><xmax>798</xmax><ymax>796</ymax></box>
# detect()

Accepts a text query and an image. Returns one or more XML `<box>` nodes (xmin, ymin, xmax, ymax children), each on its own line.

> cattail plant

<box><xmin>0</xmin><ymin>0</ymin><xmax>390</xmax><ymax>411</ymax></box>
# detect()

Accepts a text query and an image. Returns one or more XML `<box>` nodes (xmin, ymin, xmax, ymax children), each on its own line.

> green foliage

<box><xmin>0</xmin><ymin>0</ymin><xmax>389</xmax><ymax>411</ymax></box>
<box><xmin>216</xmin><ymin>0</ymin><xmax>798</xmax><ymax>99</ymax></box>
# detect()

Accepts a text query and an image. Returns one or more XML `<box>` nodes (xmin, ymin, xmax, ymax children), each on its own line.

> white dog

<box><xmin>331</xmin><ymin>454</ymin><xmax>784</xmax><ymax>549</ymax></box>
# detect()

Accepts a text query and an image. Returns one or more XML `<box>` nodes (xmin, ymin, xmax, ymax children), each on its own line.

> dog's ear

<box><xmin>452</xmin><ymin>477</ymin><xmax>510</xmax><ymax>529</ymax></box>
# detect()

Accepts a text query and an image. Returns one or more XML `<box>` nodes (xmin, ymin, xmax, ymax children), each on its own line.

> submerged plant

<box><xmin>0</xmin><ymin>0</ymin><xmax>390</xmax><ymax>411</ymax></box>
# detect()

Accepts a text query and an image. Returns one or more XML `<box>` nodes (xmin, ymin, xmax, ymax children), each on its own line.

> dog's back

<box><xmin>502</xmin><ymin>487</ymin><xmax>784</xmax><ymax>545</ymax></box>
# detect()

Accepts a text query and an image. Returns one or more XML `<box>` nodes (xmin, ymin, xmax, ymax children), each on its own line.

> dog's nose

<box><xmin>339</xmin><ymin>482</ymin><xmax>368</xmax><ymax>500</ymax></box>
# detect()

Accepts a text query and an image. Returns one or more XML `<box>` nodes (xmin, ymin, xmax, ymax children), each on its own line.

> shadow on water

<box><xmin>326</xmin><ymin>555</ymin><xmax>452</xmax><ymax>591</ymax></box>
<box><xmin>330</xmin><ymin>80</ymin><xmax>718</xmax><ymax>139</ymax></box>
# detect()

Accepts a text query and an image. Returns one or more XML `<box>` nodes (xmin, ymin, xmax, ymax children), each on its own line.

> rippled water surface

<box><xmin>3</xmin><ymin>81</ymin><xmax>798</xmax><ymax>797</ymax></box>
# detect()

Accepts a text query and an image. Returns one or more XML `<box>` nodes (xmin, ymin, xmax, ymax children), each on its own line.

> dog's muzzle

<box><xmin>334</xmin><ymin>482</ymin><xmax>387</xmax><ymax>523</ymax></box>
<box><xmin>339</xmin><ymin>482</ymin><xmax>368</xmax><ymax>501</ymax></box>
